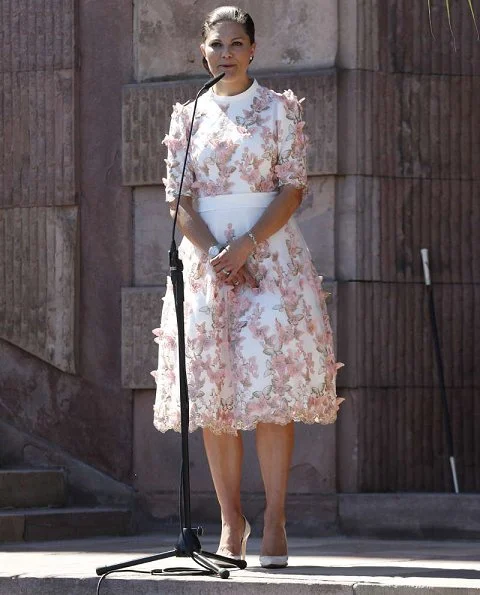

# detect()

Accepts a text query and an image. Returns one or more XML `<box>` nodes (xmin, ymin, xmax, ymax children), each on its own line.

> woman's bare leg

<box><xmin>256</xmin><ymin>422</ymin><xmax>294</xmax><ymax>556</ymax></box>
<box><xmin>203</xmin><ymin>429</ymin><xmax>245</xmax><ymax>554</ymax></box>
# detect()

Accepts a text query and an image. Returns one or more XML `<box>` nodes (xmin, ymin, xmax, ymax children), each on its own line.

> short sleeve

<box><xmin>274</xmin><ymin>90</ymin><xmax>308</xmax><ymax>192</ymax></box>
<box><xmin>162</xmin><ymin>103</ymin><xmax>195</xmax><ymax>203</ymax></box>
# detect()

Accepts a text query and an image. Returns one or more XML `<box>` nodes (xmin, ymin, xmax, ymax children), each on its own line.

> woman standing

<box><xmin>152</xmin><ymin>6</ymin><xmax>343</xmax><ymax>568</ymax></box>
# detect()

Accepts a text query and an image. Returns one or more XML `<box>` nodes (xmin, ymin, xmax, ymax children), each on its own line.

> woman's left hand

<box><xmin>210</xmin><ymin>235</ymin><xmax>253</xmax><ymax>283</ymax></box>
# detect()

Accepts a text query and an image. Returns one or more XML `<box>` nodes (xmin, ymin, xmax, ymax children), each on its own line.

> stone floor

<box><xmin>1</xmin><ymin>532</ymin><xmax>479</xmax><ymax>594</ymax></box>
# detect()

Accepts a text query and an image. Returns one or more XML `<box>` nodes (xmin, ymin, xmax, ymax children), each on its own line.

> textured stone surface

<box><xmin>122</xmin><ymin>288</ymin><xmax>164</xmax><ymax>389</ymax></box>
<box><xmin>0</xmin><ymin>507</ymin><xmax>132</xmax><ymax>543</ymax></box>
<box><xmin>0</xmin><ymin>206</ymin><xmax>78</xmax><ymax>373</ymax></box>
<box><xmin>133</xmin><ymin>391</ymin><xmax>214</xmax><ymax>494</ymax></box>
<box><xmin>335</xmin><ymin>176</ymin><xmax>381</xmax><ymax>282</ymax></box>
<box><xmin>334</xmin><ymin>387</ymin><xmax>480</xmax><ymax>493</ymax></box>
<box><xmin>0</xmin><ymin>469</ymin><xmax>66</xmax><ymax>509</ymax></box>
<box><xmin>134</xmin><ymin>0</ymin><xmax>337</xmax><ymax>81</ymax></box>
<box><xmin>133</xmin><ymin>186</ymin><xmax>172</xmax><ymax>286</ymax></box>
<box><xmin>0</xmin><ymin>515</ymin><xmax>24</xmax><ymax>543</ymax></box>
<box><xmin>297</xmin><ymin>176</ymin><xmax>335</xmax><ymax>279</ymax></box>
<box><xmin>133</xmin><ymin>177</ymin><xmax>335</xmax><ymax>287</ymax></box>
<box><xmin>0</xmin><ymin>0</ymin><xmax>133</xmax><ymax>485</ymax></box>
<box><xmin>122</xmin><ymin>71</ymin><xmax>337</xmax><ymax>186</ymax></box>
<box><xmin>338</xmin><ymin>0</ymin><xmax>480</xmax><ymax>75</ymax></box>
<box><xmin>335</xmin><ymin>0</ymin><xmax>480</xmax><ymax>501</ymax></box>
<box><xmin>22</xmin><ymin>508</ymin><xmax>133</xmax><ymax>542</ymax></box>
<box><xmin>135</xmin><ymin>382</ymin><xmax>339</xmax><ymax>524</ymax></box>
<box><xmin>0</xmin><ymin>421</ymin><xmax>135</xmax><ymax>508</ymax></box>
<box><xmin>336</xmin><ymin>388</ymin><xmax>361</xmax><ymax>493</ymax></box>
<box><xmin>336</xmin><ymin>176</ymin><xmax>480</xmax><ymax>284</ymax></box>
<box><xmin>0</xmin><ymin>0</ymin><xmax>77</xmax><ymax>210</ymax></box>
<box><xmin>0</xmin><ymin>69</ymin><xmax>76</xmax><ymax>207</ymax></box>
<box><xmin>338</xmin><ymin>0</ymin><xmax>379</xmax><ymax>71</ymax></box>
<box><xmin>145</xmin><ymin>491</ymin><xmax>339</xmax><ymax>536</ymax></box>
<box><xmin>73</xmin><ymin>0</ymin><xmax>133</xmax><ymax>480</ymax></box>
<box><xmin>338</xmin><ymin>70</ymin><xmax>480</xmax><ymax>180</ymax></box>
<box><xmin>339</xmin><ymin>494</ymin><xmax>480</xmax><ymax>539</ymax></box>
<box><xmin>0</xmin><ymin>341</ymin><xmax>133</xmax><ymax>481</ymax></box>
<box><xmin>2</xmin><ymin>535</ymin><xmax>480</xmax><ymax>594</ymax></box>
<box><xmin>337</xmin><ymin>281</ymin><xmax>479</xmax><ymax>389</ymax></box>
<box><xmin>0</xmin><ymin>0</ymin><xmax>75</xmax><ymax>73</ymax></box>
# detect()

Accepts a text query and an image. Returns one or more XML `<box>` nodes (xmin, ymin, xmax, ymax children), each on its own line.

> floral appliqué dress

<box><xmin>152</xmin><ymin>80</ymin><xmax>344</xmax><ymax>435</ymax></box>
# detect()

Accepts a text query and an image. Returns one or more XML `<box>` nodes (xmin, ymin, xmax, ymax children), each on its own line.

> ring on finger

<box><xmin>223</xmin><ymin>269</ymin><xmax>231</xmax><ymax>276</ymax></box>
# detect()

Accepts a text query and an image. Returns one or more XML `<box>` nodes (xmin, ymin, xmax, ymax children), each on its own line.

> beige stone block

<box><xmin>0</xmin><ymin>206</ymin><xmax>78</xmax><ymax>373</ymax></box>
<box><xmin>122</xmin><ymin>71</ymin><xmax>337</xmax><ymax>186</ymax></box>
<box><xmin>143</xmin><ymin>490</ymin><xmax>338</xmax><ymax>534</ymax></box>
<box><xmin>338</xmin><ymin>0</ymin><xmax>380</xmax><ymax>71</ymax></box>
<box><xmin>134</xmin><ymin>179</ymin><xmax>336</xmax><ymax>287</ymax></box>
<box><xmin>336</xmin><ymin>176</ymin><xmax>479</xmax><ymax>284</ymax></box>
<box><xmin>336</xmin><ymin>387</ymin><xmax>480</xmax><ymax>492</ymax></box>
<box><xmin>0</xmin><ymin>69</ymin><xmax>76</xmax><ymax>208</ymax></box>
<box><xmin>0</xmin><ymin>0</ymin><xmax>76</xmax><ymax>208</ymax></box>
<box><xmin>338</xmin><ymin>70</ymin><xmax>480</xmax><ymax>180</ymax></box>
<box><xmin>136</xmin><ymin>397</ymin><xmax>338</xmax><ymax>522</ymax></box>
<box><xmin>336</xmin><ymin>388</ymin><xmax>362</xmax><ymax>493</ymax></box>
<box><xmin>122</xmin><ymin>287</ymin><xmax>164</xmax><ymax>389</ymax></box>
<box><xmin>297</xmin><ymin>176</ymin><xmax>335</xmax><ymax>279</ymax></box>
<box><xmin>0</xmin><ymin>514</ymin><xmax>25</xmax><ymax>542</ymax></box>
<box><xmin>339</xmin><ymin>0</ymin><xmax>480</xmax><ymax>76</ymax></box>
<box><xmin>134</xmin><ymin>186</ymin><xmax>172</xmax><ymax>286</ymax></box>
<box><xmin>0</xmin><ymin>0</ymin><xmax>75</xmax><ymax>73</ymax></box>
<box><xmin>134</xmin><ymin>0</ymin><xmax>337</xmax><ymax>81</ymax></box>
<box><xmin>337</xmin><ymin>280</ymin><xmax>479</xmax><ymax>390</ymax></box>
<box><xmin>133</xmin><ymin>390</ymin><xmax>214</xmax><ymax>493</ymax></box>
<box><xmin>336</xmin><ymin>176</ymin><xmax>381</xmax><ymax>282</ymax></box>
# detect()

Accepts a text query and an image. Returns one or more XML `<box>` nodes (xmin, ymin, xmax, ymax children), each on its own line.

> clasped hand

<box><xmin>210</xmin><ymin>235</ymin><xmax>257</xmax><ymax>288</ymax></box>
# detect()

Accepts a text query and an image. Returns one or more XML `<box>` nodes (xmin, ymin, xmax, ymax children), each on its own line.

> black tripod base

<box><xmin>95</xmin><ymin>527</ymin><xmax>246</xmax><ymax>580</ymax></box>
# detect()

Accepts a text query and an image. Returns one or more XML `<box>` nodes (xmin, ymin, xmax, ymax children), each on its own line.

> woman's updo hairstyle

<box><xmin>201</xmin><ymin>6</ymin><xmax>255</xmax><ymax>43</ymax></box>
<box><xmin>201</xmin><ymin>6</ymin><xmax>255</xmax><ymax>74</ymax></box>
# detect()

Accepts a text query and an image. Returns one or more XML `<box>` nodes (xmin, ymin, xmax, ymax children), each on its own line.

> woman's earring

<box><xmin>249</xmin><ymin>56</ymin><xmax>254</xmax><ymax>63</ymax></box>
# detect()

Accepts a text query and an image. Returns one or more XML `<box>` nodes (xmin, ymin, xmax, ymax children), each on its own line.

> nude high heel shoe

<box><xmin>259</xmin><ymin>526</ymin><xmax>288</xmax><ymax>568</ymax></box>
<box><xmin>259</xmin><ymin>554</ymin><xmax>288</xmax><ymax>568</ymax></box>
<box><xmin>216</xmin><ymin>516</ymin><xmax>251</xmax><ymax>564</ymax></box>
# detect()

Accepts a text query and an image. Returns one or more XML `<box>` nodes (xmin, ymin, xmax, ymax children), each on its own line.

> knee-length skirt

<box><xmin>151</xmin><ymin>192</ymin><xmax>344</xmax><ymax>434</ymax></box>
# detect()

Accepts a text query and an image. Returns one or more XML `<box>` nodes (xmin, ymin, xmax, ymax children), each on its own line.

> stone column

<box><xmin>335</xmin><ymin>0</ymin><xmax>480</xmax><ymax>492</ymax></box>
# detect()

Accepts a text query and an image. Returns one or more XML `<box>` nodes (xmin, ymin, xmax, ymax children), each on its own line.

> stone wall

<box><xmin>134</xmin><ymin>0</ymin><xmax>338</xmax><ymax>81</ymax></box>
<box><xmin>0</xmin><ymin>0</ymin><xmax>134</xmax><ymax>482</ymax></box>
<box><xmin>336</xmin><ymin>0</ymin><xmax>480</xmax><ymax>493</ymax></box>
<box><xmin>1</xmin><ymin>0</ymin><xmax>477</xmax><ymax>521</ymax></box>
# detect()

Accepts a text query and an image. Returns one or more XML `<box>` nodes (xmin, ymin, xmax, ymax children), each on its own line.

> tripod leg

<box><xmin>96</xmin><ymin>549</ymin><xmax>177</xmax><ymax>576</ymax></box>
<box><xmin>201</xmin><ymin>549</ymin><xmax>247</xmax><ymax>570</ymax></box>
<box><xmin>191</xmin><ymin>551</ymin><xmax>230</xmax><ymax>579</ymax></box>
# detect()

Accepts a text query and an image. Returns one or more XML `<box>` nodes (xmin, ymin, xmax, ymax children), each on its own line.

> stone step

<box><xmin>0</xmin><ymin>534</ymin><xmax>479</xmax><ymax>595</ymax></box>
<box><xmin>0</xmin><ymin>468</ymin><xmax>66</xmax><ymax>509</ymax></box>
<box><xmin>339</xmin><ymin>493</ymin><xmax>480</xmax><ymax>540</ymax></box>
<box><xmin>0</xmin><ymin>507</ymin><xmax>133</xmax><ymax>543</ymax></box>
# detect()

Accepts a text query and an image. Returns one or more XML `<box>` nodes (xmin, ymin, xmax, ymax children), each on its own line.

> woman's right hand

<box><xmin>220</xmin><ymin>263</ymin><xmax>257</xmax><ymax>289</ymax></box>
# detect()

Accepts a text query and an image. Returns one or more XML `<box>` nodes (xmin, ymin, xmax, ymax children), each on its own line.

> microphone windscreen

<box><xmin>202</xmin><ymin>71</ymin><xmax>226</xmax><ymax>91</ymax></box>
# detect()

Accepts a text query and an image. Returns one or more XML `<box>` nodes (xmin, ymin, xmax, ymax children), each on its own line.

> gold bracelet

<box><xmin>247</xmin><ymin>231</ymin><xmax>258</xmax><ymax>250</ymax></box>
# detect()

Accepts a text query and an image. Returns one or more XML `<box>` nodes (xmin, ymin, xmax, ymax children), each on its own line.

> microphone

<box><xmin>198</xmin><ymin>71</ymin><xmax>225</xmax><ymax>94</ymax></box>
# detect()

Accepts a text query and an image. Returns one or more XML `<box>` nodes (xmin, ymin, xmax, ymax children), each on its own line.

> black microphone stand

<box><xmin>96</xmin><ymin>72</ymin><xmax>245</xmax><ymax>582</ymax></box>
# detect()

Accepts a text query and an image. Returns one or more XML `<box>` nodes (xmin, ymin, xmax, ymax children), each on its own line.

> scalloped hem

<box><xmin>153</xmin><ymin>397</ymin><xmax>345</xmax><ymax>436</ymax></box>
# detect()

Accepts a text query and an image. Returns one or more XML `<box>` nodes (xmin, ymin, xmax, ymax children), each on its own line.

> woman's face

<box><xmin>201</xmin><ymin>21</ymin><xmax>255</xmax><ymax>88</ymax></box>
